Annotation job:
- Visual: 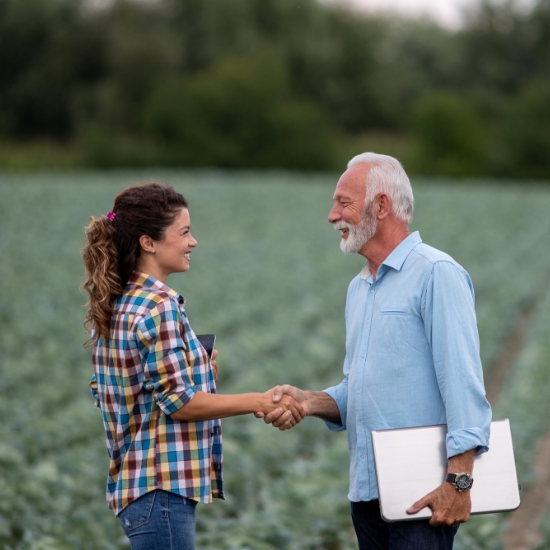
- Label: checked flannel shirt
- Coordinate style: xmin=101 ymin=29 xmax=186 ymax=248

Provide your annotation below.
xmin=90 ymin=271 xmax=224 ymax=516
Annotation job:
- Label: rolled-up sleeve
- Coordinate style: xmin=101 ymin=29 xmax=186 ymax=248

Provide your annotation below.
xmin=135 ymin=297 xmax=196 ymax=415
xmin=423 ymin=261 xmax=492 ymax=458
xmin=323 ymin=379 xmax=348 ymax=431
xmin=323 ymin=352 xmax=350 ymax=431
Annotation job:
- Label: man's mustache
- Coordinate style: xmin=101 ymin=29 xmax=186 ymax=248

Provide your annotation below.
xmin=333 ymin=222 xmax=352 ymax=231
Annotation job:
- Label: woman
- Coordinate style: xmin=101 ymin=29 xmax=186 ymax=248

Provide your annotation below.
xmin=82 ymin=183 xmax=303 ymax=549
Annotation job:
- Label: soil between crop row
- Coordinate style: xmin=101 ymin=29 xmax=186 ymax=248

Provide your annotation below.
xmin=485 ymin=293 xmax=550 ymax=550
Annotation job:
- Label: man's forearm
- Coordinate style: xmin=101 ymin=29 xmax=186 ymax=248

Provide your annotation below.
xmin=305 ymin=390 xmax=341 ymax=423
xmin=448 ymin=449 xmax=476 ymax=474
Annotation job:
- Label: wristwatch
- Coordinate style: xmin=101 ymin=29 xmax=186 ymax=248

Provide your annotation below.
xmin=446 ymin=472 xmax=474 ymax=492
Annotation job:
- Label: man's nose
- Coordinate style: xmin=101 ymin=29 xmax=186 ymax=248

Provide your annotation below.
xmin=328 ymin=204 xmax=340 ymax=224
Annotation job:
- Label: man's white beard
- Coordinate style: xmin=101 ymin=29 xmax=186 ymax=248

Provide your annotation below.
xmin=333 ymin=202 xmax=378 ymax=254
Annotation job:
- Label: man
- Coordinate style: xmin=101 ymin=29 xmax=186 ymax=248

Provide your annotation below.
xmin=259 ymin=153 xmax=492 ymax=550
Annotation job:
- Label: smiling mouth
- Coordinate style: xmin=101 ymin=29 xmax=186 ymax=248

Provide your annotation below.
xmin=184 ymin=253 xmax=191 ymax=260
xmin=333 ymin=223 xmax=350 ymax=238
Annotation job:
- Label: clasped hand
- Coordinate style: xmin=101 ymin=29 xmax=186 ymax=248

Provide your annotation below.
xmin=259 ymin=386 xmax=305 ymax=429
xmin=256 ymin=385 xmax=308 ymax=430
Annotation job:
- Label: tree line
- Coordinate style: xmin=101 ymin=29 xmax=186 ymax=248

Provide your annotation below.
xmin=1 ymin=0 xmax=549 ymax=177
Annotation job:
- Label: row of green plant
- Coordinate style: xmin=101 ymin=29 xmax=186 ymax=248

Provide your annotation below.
xmin=1 ymin=172 xmax=550 ymax=549
xmin=1 ymin=0 xmax=550 ymax=176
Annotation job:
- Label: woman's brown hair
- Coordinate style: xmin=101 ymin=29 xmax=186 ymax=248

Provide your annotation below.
xmin=82 ymin=182 xmax=188 ymax=345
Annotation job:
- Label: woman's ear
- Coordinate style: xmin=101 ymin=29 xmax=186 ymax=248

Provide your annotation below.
xmin=139 ymin=235 xmax=156 ymax=254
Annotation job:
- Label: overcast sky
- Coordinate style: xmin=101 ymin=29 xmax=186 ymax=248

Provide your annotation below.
xmin=87 ymin=0 xmax=540 ymax=29
xmin=325 ymin=0 xmax=538 ymax=28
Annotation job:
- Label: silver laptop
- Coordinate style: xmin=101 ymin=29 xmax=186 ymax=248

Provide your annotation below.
xmin=371 ymin=419 xmax=520 ymax=522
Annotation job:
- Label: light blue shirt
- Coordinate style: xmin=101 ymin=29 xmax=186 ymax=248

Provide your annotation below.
xmin=324 ymin=232 xmax=492 ymax=503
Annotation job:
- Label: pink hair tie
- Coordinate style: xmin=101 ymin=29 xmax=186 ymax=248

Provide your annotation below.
xmin=106 ymin=211 xmax=117 ymax=222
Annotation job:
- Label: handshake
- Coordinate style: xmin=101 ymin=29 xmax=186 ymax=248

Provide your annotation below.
xmin=256 ymin=385 xmax=311 ymax=431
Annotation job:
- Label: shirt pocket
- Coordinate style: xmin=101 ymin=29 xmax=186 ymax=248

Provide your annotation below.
xmin=379 ymin=307 xmax=409 ymax=316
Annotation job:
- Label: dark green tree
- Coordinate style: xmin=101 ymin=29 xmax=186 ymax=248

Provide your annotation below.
xmin=410 ymin=92 xmax=485 ymax=176
xmin=143 ymin=52 xmax=339 ymax=169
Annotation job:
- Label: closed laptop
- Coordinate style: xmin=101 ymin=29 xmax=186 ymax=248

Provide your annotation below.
xmin=371 ymin=419 xmax=521 ymax=522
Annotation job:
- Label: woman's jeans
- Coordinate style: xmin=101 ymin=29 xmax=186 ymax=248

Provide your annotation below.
xmin=351 ymin=500 xmax=459 ymax=550
xmin=118 ymin=490 xmax=197 ymax=550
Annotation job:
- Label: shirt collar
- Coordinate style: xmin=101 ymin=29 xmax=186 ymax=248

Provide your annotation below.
xmin=382 ymin=231 xmax=422 ymax=271
xmin=359 ymin=231 xmax=422 ymax=280
xmin=127 ymin=271 xmax=184 ymax=303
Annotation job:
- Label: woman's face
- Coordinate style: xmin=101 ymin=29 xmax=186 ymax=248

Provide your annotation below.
xmin=154 ymin=208 xmax=197 ymax=276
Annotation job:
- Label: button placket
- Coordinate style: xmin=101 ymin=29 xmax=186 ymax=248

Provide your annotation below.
xmin=358 ymin=281 xmax=375 ymax=491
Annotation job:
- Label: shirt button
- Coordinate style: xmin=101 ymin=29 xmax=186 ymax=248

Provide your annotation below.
xmin=361 ymin=454 xmax=365 ymax=459
xmin=356 ymin=389 xmax=359 ymax=394
xmin=145 ymin=383 xmax=154 ymax=391
xmin=371 ymin=289 xmax=375 ymax=294
xmin=361 ymin=353 xmax=365 ymax=358
xmin=178 ymin=296 xmax=184 ymax=304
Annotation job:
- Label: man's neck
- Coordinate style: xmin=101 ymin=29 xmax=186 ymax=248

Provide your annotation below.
xmin=361 ymin=224 xmax=410 ymax=280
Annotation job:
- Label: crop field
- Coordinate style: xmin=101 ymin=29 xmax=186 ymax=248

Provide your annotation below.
xmin=1 ymin=170 xmax=550 ymax=550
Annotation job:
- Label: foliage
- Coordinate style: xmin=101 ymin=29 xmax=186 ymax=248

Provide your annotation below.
xmin=410 ymin=92 xmax=485 ymax=176
xmin=142 ymin=53 xmax=339 ymax=170
xmin=491 ymin=80 xmax=550 ymax=179
xmin=1 ymin=0 xmax=550 ymax=176
xmin=0 ymin=0 xmax=106 ymax=139
xmin=1 ymin=171 xmax=550 ymax=548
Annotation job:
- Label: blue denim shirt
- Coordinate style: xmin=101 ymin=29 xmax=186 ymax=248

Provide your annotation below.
xmin=324 ymin=232 xmax=492 ymax=503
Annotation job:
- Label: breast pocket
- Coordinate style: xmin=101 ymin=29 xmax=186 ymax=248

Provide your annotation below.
xmin=379 ymin=307 xmax=409 ymax=316
xmin=371 ymin=305 xmax=427 ymax=367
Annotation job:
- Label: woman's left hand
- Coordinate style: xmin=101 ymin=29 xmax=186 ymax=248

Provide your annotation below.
xmin=211 ymin=349 xmax=219 ymax=382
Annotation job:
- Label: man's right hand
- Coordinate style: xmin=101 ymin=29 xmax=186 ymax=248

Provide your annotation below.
xmin=255 ymin=385 xmax=311 ymax=429
xmin=259 ymin=386 xmax=305 ymax=429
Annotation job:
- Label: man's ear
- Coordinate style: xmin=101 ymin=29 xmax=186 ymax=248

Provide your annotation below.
xmin=139 ymin=235 xmax=155 ymax=254
xmin=375 ymin=193 xmax=392 ymax=219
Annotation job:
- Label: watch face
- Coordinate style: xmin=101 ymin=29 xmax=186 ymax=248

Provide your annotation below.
xmin=456 ymin=474 xmax=473 ymax=491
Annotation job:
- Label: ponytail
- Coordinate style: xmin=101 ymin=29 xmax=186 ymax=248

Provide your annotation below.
xmin=81 ymin=182 xmax=188 ymax=346
xmin=82 ymin=216 xmax=123 ymax=345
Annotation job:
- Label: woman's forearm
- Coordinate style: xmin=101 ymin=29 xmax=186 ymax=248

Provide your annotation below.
xmin=170 ymin=391 xmax=269 ymax=421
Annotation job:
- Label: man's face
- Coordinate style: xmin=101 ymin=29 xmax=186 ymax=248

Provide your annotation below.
xmin=328 ymin=164 xmax=378 ymax=254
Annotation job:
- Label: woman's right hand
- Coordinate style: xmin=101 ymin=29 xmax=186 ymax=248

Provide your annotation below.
xmin=261 ymin=388 xmax=305 ymax=428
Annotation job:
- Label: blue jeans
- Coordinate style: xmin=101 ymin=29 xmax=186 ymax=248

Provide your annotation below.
xmin=351 ymin=500 xmax=459 ymax=550
xmin=118 ymin=490 xmax=197 ymax=550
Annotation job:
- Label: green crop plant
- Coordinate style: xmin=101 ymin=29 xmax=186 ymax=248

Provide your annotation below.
xmin=0 ymin=171 xmax=549 ymax=549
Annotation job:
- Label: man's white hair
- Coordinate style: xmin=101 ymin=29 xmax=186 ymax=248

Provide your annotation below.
xmin=347 ymin=152 xmax=414 ymax=224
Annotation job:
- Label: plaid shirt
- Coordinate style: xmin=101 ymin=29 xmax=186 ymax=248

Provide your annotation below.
xmin=90 ymin=271 xmax=224 ymax=516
